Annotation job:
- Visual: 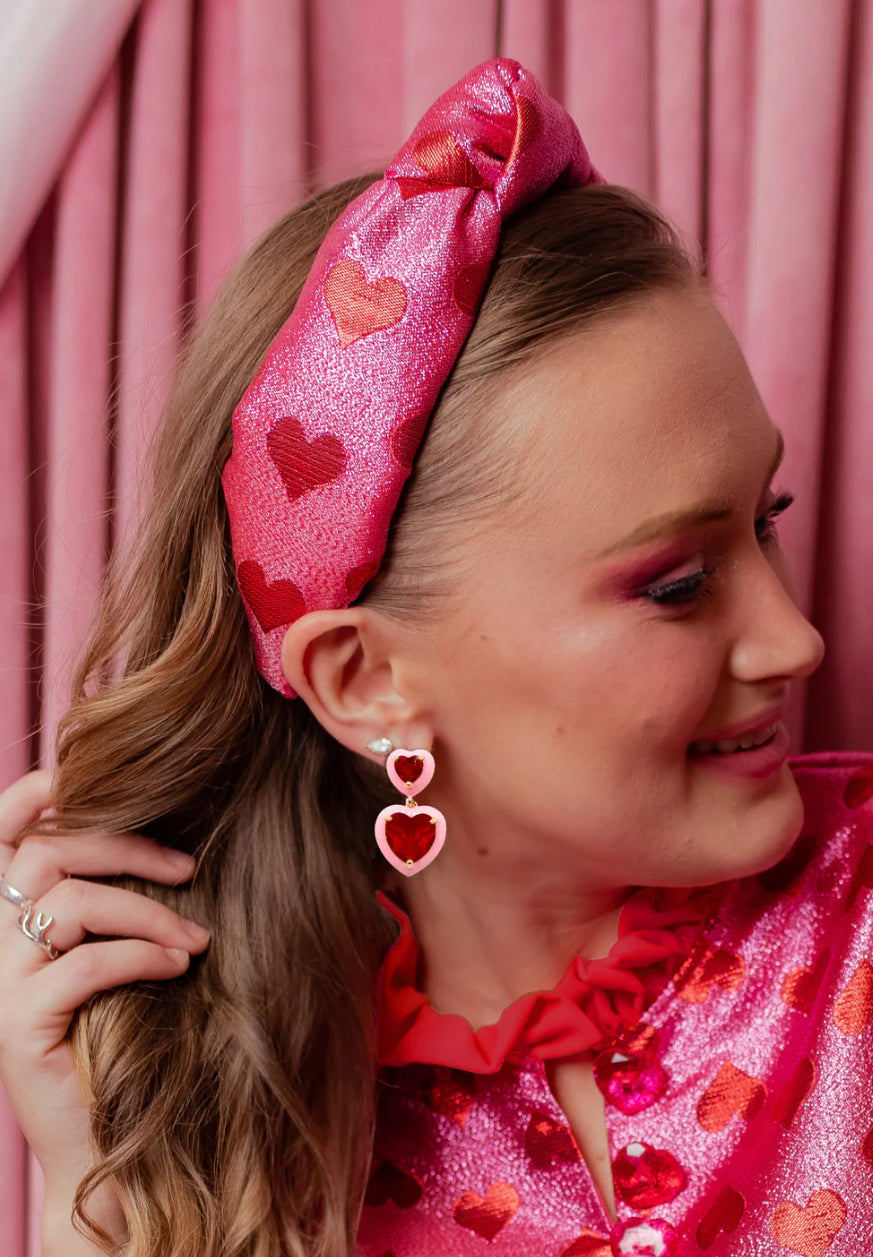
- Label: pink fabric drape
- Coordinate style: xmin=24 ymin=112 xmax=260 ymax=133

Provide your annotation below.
xmin=1 ymin=2 xmax=872 ymax=1252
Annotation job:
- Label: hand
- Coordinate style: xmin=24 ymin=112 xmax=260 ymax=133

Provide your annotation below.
xmin=0 ymin=769 xmax=210 ymax=1233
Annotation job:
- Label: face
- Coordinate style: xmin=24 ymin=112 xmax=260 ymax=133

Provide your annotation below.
xmin=399 ymin=284 xmax=825 ymax=891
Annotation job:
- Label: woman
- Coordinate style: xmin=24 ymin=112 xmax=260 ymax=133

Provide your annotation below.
xmin=1 ymin=58 xmax=870 ymax=1257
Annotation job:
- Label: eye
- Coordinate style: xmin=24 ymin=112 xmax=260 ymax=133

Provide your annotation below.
xmin=756 ymin=491 xmax=794 ymax=546
xmin=642 ymin=566 xmax=718 ymax=608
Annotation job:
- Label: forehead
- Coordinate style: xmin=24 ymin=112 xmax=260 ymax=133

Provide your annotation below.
xmin=499 ymin=286 xmax=777 ymax=546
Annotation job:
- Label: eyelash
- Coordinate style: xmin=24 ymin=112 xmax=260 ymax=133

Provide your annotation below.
xmin=643 ymin=492 xmax=796 ymax=609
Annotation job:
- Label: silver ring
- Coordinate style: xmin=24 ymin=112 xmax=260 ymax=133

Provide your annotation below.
xmin=0 ymin=875 xmax=32 ymax=911
xmin=17 ymin=903 xmax=61 ymax=960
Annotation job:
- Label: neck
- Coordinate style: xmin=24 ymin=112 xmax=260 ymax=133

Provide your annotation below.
xmin=394 ymin=844 xmax=634 ymax=1030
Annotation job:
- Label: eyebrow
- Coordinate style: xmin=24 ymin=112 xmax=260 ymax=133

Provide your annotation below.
xmin=596 ymin=429 xmax=786 ymax=558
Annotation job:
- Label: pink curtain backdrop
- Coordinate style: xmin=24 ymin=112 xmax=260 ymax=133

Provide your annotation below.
xmin=1 ymin=1 xmax=872 ymax=1250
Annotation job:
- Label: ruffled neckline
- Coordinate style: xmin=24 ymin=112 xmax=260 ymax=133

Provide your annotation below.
xmin=375 ymin=883 xmax=721 ymax=1074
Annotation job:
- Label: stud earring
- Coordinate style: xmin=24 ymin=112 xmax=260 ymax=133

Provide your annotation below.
xmin=374 ymin=748 xmax=446 ymax=877
xmin=367 ymin=737 xmax=394 ymax=756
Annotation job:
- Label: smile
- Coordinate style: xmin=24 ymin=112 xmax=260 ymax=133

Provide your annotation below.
xmin=688 ymin=722 xmax=780 ymax=756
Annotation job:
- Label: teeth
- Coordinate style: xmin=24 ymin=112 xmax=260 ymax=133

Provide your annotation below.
xmin=692 ymin=722 xmax=779 ymax=756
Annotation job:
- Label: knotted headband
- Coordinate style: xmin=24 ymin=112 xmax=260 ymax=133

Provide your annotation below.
xmin=221 ymin=58 xmax=603 ymax=697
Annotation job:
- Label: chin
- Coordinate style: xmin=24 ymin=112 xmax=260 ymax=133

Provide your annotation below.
xmin=726 ymin=770 xmax=807 ymax=883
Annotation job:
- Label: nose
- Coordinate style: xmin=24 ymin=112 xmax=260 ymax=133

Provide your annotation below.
xmin=728 ymin=550 xmax=825 ymax=684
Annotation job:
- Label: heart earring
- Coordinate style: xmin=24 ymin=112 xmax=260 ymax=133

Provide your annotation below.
xmin=374 ymin=748 xmax=446 ymax=876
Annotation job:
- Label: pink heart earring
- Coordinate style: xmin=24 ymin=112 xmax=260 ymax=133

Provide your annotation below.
xmin=374 ymin=748 xmax=447 ymax=876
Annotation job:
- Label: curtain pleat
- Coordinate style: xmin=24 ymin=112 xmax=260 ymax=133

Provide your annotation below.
xmin=2 ymin=3 xmax=873 ymax=1249
xmin=706 ymin=0 xmax=756 ymax=334
xmin=563 ymin=0 xmax=655 ymax=194
xmin=40 ymin=67 xmax=119 ymax=753
xmin=0 ymin=260 xmax=29 ymax=1256
xmin=310 ymin=0 xmax=405 ymax=185
xmin=239 ymin=0 xmax=308 ymax=248
xmin=806 ymin=0 xmax=873 ymax=752
xmin=653 ymin=0 xmax=708 ymax=248
xmin=115 ymin=0 xmax=193 ymax=540
xmin=500 ymin=0 xmax=563 ymax=93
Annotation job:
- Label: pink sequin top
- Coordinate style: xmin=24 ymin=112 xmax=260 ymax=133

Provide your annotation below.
xmin=356 ymin=751 xmax=873 ymax=1256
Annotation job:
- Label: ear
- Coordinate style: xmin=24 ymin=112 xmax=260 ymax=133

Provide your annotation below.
xmin=280 ymin=608 xmax=432 ymax=759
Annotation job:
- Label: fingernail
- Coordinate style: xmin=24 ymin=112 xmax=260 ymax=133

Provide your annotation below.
xmin=167 ymin=849 xmax=194 ymax=869
xmin=166 ymin=948 xmax=189 ymax=965
xmin=181 ymin=918 xmax=210 ymax=941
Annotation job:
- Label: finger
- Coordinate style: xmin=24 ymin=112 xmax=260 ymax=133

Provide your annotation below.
xmin=31 ymin=939 xmax=194 ymax=1017
xmin=29 ymin=880 xmax=210 ymax=955
xmin=0 ymin=770 xmax=54 ymax=858
xmin=6 ymin=831 xmax=195 ymax=903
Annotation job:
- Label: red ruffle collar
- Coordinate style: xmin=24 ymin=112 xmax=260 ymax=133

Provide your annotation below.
xmin=375 ymin=884 xmax=720 ymax=1073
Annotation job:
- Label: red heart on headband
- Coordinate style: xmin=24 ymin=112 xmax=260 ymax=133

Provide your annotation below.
xmin=397 ymin=131 xmax=491 ymax=199
xmin=325 ymin=258 xmax=407 ymax=348
xmin=389 ymin=412 xmax=429 ymax=470
xmin=453 ymin=261 xmax=492 ymax=317
xmin=237 ymin=561 xmax=305 ymax=632
xmin=345 ymin=562 xmax=380 ymax=602
xmin=507 ymin=95 xmax=541 ymax=165
xmin=267 ymin=415 xmax=346 ymax=501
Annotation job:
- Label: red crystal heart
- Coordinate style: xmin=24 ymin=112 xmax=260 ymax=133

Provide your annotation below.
xmin=324 ymin=258 xmax=407 ymax=348
xmin=612 ymin=1142 xmax=687 ymax=1211
xmin=393 ymin=755 xmax=424 ymax=785
xmin=266 ymin=414 xmax=346 ymax=501
xmin=384 ymin=811 xmax=436 ymax=863
xmin=237 ymin=560 xmax=305 ymax=632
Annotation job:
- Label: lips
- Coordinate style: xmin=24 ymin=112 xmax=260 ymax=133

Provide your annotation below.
xmin=689 ymin=722 xmax=780 ymax=756
xmin=688 ymin=707 xmax=783 ymax=757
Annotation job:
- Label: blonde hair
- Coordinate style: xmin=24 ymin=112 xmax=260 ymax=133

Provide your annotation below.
xmin=42 ymin=174 xmax=697 ymax=1255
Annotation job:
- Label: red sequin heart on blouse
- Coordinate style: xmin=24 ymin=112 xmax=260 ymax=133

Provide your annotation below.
xmin=453 ymin=1182 xmax=519 ymax=1242
xmin=769 ymin=1190 xmax=847 ymax=1257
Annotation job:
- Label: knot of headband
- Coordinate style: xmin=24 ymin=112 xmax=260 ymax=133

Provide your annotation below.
xmin=221 ymin=58 xmax=603 ymax=697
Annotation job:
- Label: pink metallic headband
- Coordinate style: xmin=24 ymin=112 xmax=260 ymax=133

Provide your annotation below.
xmin=221 ymin=58 xmax=603 ymax=697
